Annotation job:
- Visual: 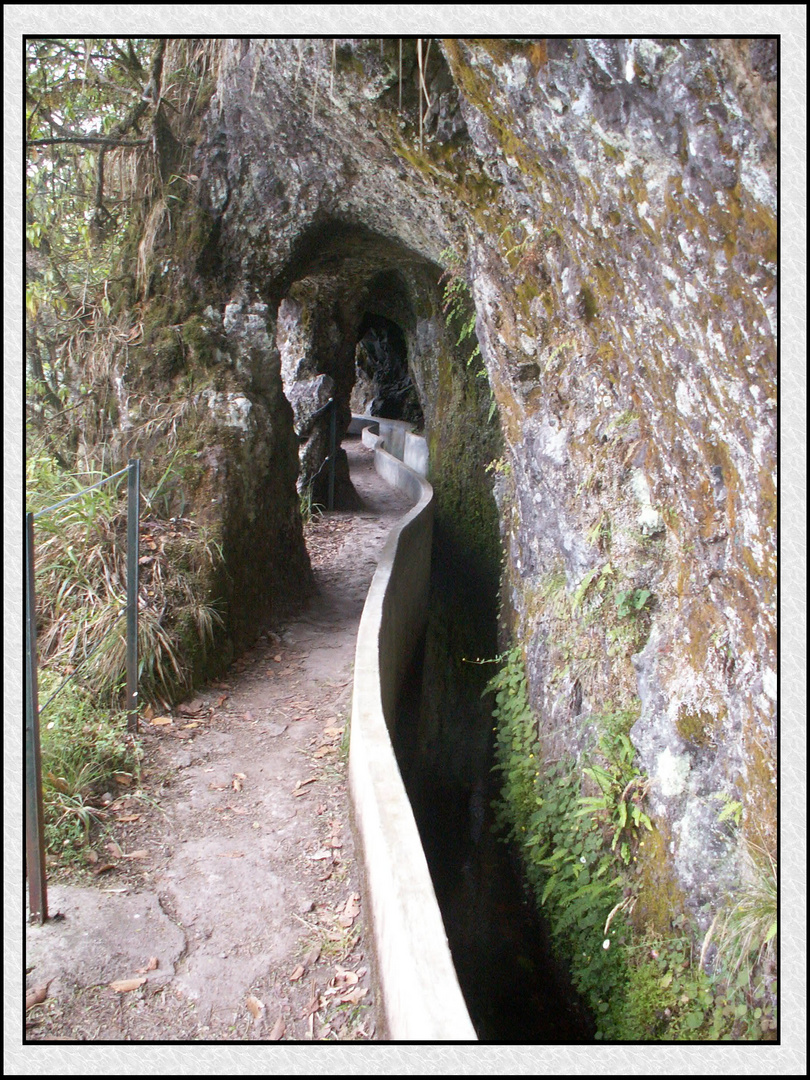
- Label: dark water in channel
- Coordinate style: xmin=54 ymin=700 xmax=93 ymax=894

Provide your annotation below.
xmin=392 ymin=550 xmax=594 ymax=1043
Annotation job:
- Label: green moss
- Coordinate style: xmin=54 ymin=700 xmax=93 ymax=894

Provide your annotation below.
xmin=676 ymin=706 xmax=719 ymax=749
xmin=180 ymin=315 xmax=221 ymax=367
xmin=151 ymin=326 xmax=185 ymax=378
xmin=579 ymin=285 xmax=598 ymax=323
xmin=634 ymin=823 xmax=687 ymax=934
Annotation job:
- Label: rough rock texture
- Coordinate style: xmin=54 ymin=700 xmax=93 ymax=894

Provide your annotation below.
xmin=137 ymin=37 xmax=775 ymax=933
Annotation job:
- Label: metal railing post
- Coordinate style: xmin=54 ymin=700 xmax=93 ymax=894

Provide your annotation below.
xmin=126 ymin=459 xmax=140 ymax=733
xmin=24 ymin=512 xmax=47 ymax=924
xmin=328 ymin=399 xmax=336 ymax=512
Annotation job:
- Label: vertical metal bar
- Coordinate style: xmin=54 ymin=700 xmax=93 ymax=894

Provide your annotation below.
xmin=24 ymin=512 xmax=47 ymax=924
xmin=126 ymin=460 xmax=140 ymax=733
xmin=328 ymin=399 xmax=336 ymax=512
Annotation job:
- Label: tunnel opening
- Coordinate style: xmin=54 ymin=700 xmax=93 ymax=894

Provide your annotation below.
xmin=351 ymin=312 xmax=423 ymax=427
xmin=273 ymin=223 xmax=430 ymax=508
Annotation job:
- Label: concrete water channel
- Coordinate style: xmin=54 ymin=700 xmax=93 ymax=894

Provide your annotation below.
xmin=350 ymin=421 xmax=591 ymax=1042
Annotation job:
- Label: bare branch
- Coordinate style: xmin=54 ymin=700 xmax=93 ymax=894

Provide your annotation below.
xmin=28 ymin=135 xmax=150 ymax=148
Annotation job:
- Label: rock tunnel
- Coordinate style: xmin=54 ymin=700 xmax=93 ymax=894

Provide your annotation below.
xmin=104 ymin=35 xmax=777 ymax=1042
xmin=259 ymin=218 xmax=588 ymax=1038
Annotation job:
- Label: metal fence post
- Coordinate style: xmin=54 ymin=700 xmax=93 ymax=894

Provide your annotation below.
xmin=126 ymin=460 xmax=140 ymax=733
xmin=24 ymin=512 xmax=48 ymax=924
xmin=328 ymin=399 xmax=336 ymax=512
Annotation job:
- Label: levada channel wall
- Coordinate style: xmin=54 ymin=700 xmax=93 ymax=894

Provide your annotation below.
xmin=348 ymin=421 xmax=476 ymax=1040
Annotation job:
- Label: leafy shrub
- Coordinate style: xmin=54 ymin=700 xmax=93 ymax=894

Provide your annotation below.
xmin=39 ymin=674 xmax=142 ymax=855
xmin=27 ymin=446 xmax=224 ymax=707
xmin=486 ymin=646 xmax=777 ymax=1040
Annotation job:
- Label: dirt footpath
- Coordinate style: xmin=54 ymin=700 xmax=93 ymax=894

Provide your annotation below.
xmin=25 ymin=437 xmax=413 ymax=1042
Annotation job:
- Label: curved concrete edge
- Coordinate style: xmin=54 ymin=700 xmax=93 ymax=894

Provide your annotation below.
xmin=361 ymin=423 xmax=381 ymax=451
xmin=349 ymin=442 xmax=477 ymax=1041
xmin=353 ymin=416 xmax=428 ymax=478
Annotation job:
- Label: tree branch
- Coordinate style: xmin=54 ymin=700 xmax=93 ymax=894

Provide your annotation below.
xmin=28 ymin=135 xmax=150 ymax=148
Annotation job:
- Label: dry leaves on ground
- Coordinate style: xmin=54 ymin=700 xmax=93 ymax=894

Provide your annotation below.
xmin=110 ymin=977 xmax=147 ymax=993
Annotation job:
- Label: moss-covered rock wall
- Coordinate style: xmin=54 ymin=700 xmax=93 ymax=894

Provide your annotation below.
xmin=128 ymin=36 xmax=775 ymax=952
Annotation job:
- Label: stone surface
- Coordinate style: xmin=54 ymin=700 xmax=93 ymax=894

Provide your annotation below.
xmin=130 ymin=36 xmax=775 ymax=930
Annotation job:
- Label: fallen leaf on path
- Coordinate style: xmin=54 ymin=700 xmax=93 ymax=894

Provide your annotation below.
xmin=323 ymin=726 xmax=344 ymax=739
xmin=150 ymin=716 xmax=173 ymax=726
xmin=268 ymin=1016 xmax=286 ymax=1040
xmin=289 ymin=965 xmax=305 ymax=982
xmin=330 ymin=838 xmax=343 ymax=849
xmin=293 ymin=777 xmax=317 ymax=793
xmin=85 ymin=849 xmax=99 ymax=863
xmin=313 ymin=745 xmax=334 ymax=758
xmin=331 ymin=968 xmax=359 ymax=989
xmin=112 ymin=773 xmax=132 ymax=786
xmin=182 ymin=722 xmax=200 ymax=729
xmin=26 ymin=981 xmax=53 ymax=1010
xmin=273 ymin=654 xmax=282 ymax=663
xmin=93 ymin=862 xmax=117 ymax=875
xmin=116 ymin=814 xmax=141 ymax=822
xmin=339 ymin=894 xmax=360 ymax=927
xmin=339 ymin=986 xmax=368 ymax=1005
xmin=121 ymin=850 xmax=149 ymax=860
xmin=303 ymin=944 xmax=321 ymax=967
xmin=105 ymin=841 xmax=123 ymax=858
xmin=308 ymin=849 xmax=332 ymax=861
xmin=246 ymin=995 xmax=265 ymax=1019
xmin=110 ymin=977 xmax=147 ymax=993
xmin=136 ymin=957 xmax=159 ymax=974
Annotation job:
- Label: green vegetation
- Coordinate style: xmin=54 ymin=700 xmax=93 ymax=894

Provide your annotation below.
xmin=25 ymin=38 xmax=215 ymax=468
xmin=615 ymin=587 xmax=652 ymax=619
xmin=487 ymin=646 xmax=777 ymax=1040
xmin=299 ymin=485 xmax=325 ymax=525
xmin=39 ymin=675 xmax=143 ymax=858
xmin=28 ymin=443 xmax=225 ymax=709
xmin=439 ymin=246 xmax=482 ymax=368
xmin=438 ymin=246 xmax=500 ymax=423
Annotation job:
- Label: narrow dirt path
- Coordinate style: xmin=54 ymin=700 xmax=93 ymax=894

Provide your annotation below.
xmin=25 ymin=436 xmax=413 ymax=1042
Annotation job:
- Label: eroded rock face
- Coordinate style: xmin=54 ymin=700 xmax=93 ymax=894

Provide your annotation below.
xmin=148 ymin=37 xmax=775 ymax=928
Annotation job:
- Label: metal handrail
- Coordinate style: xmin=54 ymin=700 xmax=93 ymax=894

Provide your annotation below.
xmin=37 ymin=611 xmax=127 ymax=717
xmin=31 ymin=465 xmax=129 ymax=519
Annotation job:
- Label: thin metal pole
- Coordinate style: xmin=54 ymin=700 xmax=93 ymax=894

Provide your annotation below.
xmin=327 ymin=400 xmax=336 ymax=512
xmin=24 ymin=512 xmax=47 ymax=924
xmin=126 ymin=460 xmax=140 ymax=733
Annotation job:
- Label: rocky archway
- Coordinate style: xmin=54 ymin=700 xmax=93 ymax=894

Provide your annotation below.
xmin=272 ymin=223 xmax=436 ymax=505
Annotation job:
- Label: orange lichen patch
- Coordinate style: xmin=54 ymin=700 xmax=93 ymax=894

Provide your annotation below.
xmin=527 ymin=40 xmax=548 ymax=71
